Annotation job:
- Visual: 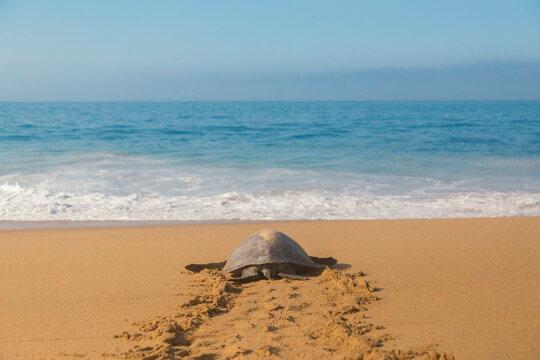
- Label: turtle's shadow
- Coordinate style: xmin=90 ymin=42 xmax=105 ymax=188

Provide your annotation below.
xmin=184 ymin=261 xmax=226 ymax=273
xmin=332 ymin=263 xmax=351 ymax=271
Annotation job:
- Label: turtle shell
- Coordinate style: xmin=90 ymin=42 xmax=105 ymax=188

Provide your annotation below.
xmin=223 ymin=229 xmax=316 ymax=273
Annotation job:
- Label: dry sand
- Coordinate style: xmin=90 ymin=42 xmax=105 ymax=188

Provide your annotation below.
xmin=0 ymin=218 xmax=538 ymax=359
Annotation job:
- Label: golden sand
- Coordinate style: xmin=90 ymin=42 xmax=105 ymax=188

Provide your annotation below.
xmin=115 ymin=268 xmax=451 ymax=359
xmin=0 ymin=218 xmax=539 ymax=359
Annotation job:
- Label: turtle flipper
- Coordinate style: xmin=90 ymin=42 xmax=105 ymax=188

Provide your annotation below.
xmin=241 ymin=266 xmax=260 ymax=279
xmin=227 ymin=265 xmax=263 ymax=282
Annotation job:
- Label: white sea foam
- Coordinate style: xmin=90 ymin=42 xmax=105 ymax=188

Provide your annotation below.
xmin=1 ymin=183 xmax=539 ymax=221
xmin=1 ymin=155 xmax=539 ymax=221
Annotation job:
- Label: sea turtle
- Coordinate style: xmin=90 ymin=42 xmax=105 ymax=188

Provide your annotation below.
xmin=184 ymin=228 xmax=337 ymax=281
xmin=223 ymin=228 xmax=317 ymax=280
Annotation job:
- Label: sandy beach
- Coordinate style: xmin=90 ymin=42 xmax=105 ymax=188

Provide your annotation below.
xmin=2 ymin=1 xmax=539 ymax=359
xmin=1 ymin=217 xmax=539 ymax=359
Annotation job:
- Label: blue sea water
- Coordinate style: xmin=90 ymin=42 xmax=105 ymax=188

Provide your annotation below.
xmin=0 ymin=101 xmax=539 ymax=221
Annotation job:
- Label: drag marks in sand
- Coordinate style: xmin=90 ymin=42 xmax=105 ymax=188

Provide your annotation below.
xmin=113 ymin=269 xmax=453 ymax=359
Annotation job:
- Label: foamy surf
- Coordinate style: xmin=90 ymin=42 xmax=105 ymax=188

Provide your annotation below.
xmin=1 ymin=169 xmax=539 ymax=221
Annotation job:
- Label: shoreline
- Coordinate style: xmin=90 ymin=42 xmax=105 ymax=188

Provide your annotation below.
xmin=1 ymin=215 xmax=538 ymax=231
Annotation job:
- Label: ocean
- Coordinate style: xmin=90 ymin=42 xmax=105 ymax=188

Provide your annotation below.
xmin=1 ymin=101 xmax=539 ymax=222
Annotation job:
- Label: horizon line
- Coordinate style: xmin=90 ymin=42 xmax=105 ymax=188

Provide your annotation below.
xmin=2 ymin=99 xmax=540 ymax=103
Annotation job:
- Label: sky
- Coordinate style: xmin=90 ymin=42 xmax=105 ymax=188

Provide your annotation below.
xmin=1 ymin=0 xmax=540 ymax=101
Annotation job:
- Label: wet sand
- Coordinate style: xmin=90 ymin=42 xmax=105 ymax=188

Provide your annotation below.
xmin=1 ymin=218 xmax=539 ymax=359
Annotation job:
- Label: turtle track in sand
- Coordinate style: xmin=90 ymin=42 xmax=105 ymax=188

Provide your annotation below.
xmin=113 ymin=269 xmax=454 ymax=360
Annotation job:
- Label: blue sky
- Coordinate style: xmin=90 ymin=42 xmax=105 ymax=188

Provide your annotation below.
xmin=1 ymin=0 xmax=539 ymax=100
